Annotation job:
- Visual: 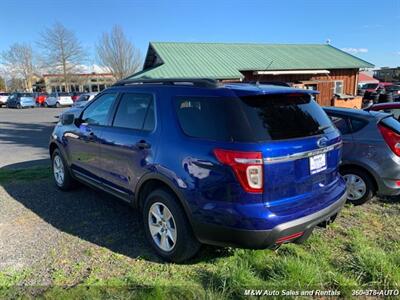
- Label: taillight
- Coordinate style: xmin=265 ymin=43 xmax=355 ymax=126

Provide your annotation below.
xmin=214 ymin=149 xmax=263 ymax=193
xmin=378 ymin=124 xmax=400 ymax=156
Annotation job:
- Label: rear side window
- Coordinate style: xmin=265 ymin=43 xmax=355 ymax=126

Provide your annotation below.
xmin=350 ymin=118 xmax=368 ymax=133
xmin=174 ymin=94 xmax=332 ymax=142
xmin=113 ymin=93 xmax=155 ymax=131
xmin=330 ymin=115 xmax=351 ymax=135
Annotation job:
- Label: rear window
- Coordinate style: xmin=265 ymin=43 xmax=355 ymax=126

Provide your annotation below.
xmin=380 ymin=116 xmax=400 ymax=134
xmin=386 ymin=85 xmax=400 ymax=91
xmin=363 ymin=84 xmax=378 ymax=89
xmin=174 ymin=94 xmax=333 ymax=142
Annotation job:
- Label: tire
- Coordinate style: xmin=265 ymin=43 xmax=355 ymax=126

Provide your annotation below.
xmin=56 ymin=102 xmax=61 ymax=108
xmin=143 ymin=189 xmax=201 ymax=262
xmin=17 ymin=103 xmax=21 ymax=109
xmin=51 ymin=149 xmax=76 ymax=191
xmin=341 ymin=168 xmax=375 ymax=205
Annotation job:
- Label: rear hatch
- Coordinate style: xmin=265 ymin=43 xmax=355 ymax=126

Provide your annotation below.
xmin=175 ymin=91 xmax=342 ymax=209
xmin=235 ymin=93 xmax=342 ymax=205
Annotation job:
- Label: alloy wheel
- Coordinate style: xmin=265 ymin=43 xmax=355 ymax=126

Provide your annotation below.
xmin=148 ymin=202 xmax=177 ymax=252
xmin=53 ymin=155 xmax=65 ymax=186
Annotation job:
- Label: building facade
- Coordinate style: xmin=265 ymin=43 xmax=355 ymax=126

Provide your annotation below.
xmin=37 ymin=73 xmax=116 ymax=93
xmin=130 ymin=42 xmax=374 ymax=106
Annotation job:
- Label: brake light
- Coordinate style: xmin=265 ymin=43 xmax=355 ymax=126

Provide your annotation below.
xmin=378 ymin=124 xmax=400 ymax=156
xmin=214 ymin=149 xmax=263 ymax=193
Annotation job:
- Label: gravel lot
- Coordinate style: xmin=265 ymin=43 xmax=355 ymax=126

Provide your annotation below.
xmin=0 ymin=107 xmax=65 ymax=168
xmin=0 ymin=178 xmax=155 ymax=282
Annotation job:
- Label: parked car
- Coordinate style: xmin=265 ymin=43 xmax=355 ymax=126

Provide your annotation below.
xmin=50 ymin=79 xmax=346 ymax=262
xmin=6 ymin=93 xmax=36 ymax=109
xmin=0 ymin=92 xmax=10 ymax=107
xmin=72 ymin=92 xmax=98 ymax=108
xmin=324 ymin=107 xmax=400 ymax=205
xmin=45 ymin=92 xmax=73 ymax=107
xmin=71 ymin=92 xmax=84 ymax=102
xmin=384 ymin=85 xmax=400 ymax=102
xmin=362 ymin=82 xmax=393 ymax=107
xmin=35 ymin=93 xmax=48 ymax=106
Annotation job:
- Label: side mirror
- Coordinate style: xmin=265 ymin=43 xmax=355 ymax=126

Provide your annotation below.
xmin=61 ymin=113 xmax=75 ymax=125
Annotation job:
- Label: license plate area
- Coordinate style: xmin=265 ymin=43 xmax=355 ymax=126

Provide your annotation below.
xmin=309 ymin=153 xmax=327 ymax=174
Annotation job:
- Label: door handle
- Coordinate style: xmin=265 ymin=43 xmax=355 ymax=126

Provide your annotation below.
xmin=136 ymin=140 xmax=151 ymax=149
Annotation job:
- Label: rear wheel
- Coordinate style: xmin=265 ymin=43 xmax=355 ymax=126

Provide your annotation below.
xmin=341 ymin=168 xmax=375 ymax=205
xmin=56 ymin=102 xmax=61 ymax=108
xmin=143 ymin=189 xmax=201 ymax=262
xmin=51 ymin=149 xmax=76 ymax=190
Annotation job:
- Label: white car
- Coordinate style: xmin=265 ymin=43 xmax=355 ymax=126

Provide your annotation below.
xmin=0 ymin=93 xmax=10 ymax=107
xmin=45 ymin=92 xmax=73 ymax=107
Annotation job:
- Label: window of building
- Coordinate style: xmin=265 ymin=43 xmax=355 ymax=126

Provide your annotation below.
xmin=334 ymin=81 xmax=344 ymax=95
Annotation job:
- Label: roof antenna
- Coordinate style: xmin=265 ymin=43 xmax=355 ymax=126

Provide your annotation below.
xmin=256 ymin=60 xmax=274 ymax=85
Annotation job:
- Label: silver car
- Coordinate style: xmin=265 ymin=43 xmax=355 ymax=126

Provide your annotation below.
xmin=324 ymin=107 xmax=400 ymax=205
xmin=72 ymin=92 xmax=98 ymax=108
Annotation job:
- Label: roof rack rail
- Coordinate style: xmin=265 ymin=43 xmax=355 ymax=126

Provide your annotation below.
xmin=113 ymin=78 xmax=219 ymax=88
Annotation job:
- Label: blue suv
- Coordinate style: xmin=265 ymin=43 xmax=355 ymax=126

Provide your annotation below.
xmin=49 ymin=79 xmax=347 ymax=262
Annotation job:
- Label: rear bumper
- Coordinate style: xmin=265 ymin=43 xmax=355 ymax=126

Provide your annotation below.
xmin=193 ymin=191 xmax=347 ymax=249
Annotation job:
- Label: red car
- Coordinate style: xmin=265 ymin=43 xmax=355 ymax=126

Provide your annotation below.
xmin=366 ymin=102 xmax=400 ymax=121
xmin=35 ymin=93 xmax=48 ymax=106
xmin=71 ymin=92 xmax=84 ymax=102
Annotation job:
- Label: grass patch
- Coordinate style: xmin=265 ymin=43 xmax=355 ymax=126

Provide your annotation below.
xmin=0 ymin=166 xmax=51 ymax=184
xmin=0 ymin=168 xmax=399 ymax=299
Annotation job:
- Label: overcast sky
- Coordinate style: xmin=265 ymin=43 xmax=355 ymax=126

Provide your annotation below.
xmin=0 ymin=0 xmax=399 ymax=68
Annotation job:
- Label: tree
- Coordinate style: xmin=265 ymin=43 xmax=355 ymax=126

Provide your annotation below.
xmin=0 ymin=76 xmax=5 ymax=91
xmin=1 ymin=43 xmax=36 ymax=91
xmin=96 ymin=25 xmax=141 ymax=80
xmin=38 ymin=22 xmax=87 ymax=92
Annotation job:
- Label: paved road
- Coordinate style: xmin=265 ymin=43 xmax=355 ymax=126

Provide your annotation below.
xmin=0 ymin=107 xmax=67 ymax=168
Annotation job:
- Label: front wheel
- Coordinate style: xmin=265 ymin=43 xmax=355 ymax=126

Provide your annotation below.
xmin=143 ymin=189 xmax=201 ymax=262
xmin=51 ymin=149 xmax=76 ymax=190
xmin=341 ymin=168 xmax=375 ymax=205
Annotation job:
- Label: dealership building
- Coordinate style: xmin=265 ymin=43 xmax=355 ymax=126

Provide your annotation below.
xmin=130 ymin=42 xmax=374 ymax=106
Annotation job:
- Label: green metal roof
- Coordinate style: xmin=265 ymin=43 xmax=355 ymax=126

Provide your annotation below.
xmin=130 ymin=42 xmax=374 ymax=80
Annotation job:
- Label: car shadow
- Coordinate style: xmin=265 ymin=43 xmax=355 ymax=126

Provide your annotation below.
xmin=0 ymin=121 xmax=56 ymax=151
xmin=0 ymin=161 xmax=231 ymax=264
xmin=2 ymin=177 xmax=161 ymax=262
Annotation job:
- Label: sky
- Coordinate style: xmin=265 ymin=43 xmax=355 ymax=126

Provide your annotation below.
xmin=0 ymin=0 xmax=399 ymax=68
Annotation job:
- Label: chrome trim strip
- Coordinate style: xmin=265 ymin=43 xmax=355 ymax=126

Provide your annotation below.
xmin=263 ymin=141 xmax=342 ymax=164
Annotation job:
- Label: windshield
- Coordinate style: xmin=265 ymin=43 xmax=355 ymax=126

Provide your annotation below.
xmin=174 ymin=93 xmax=333 ymax=142
xmin=386 ymin=85 xmax=400 ymax=91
